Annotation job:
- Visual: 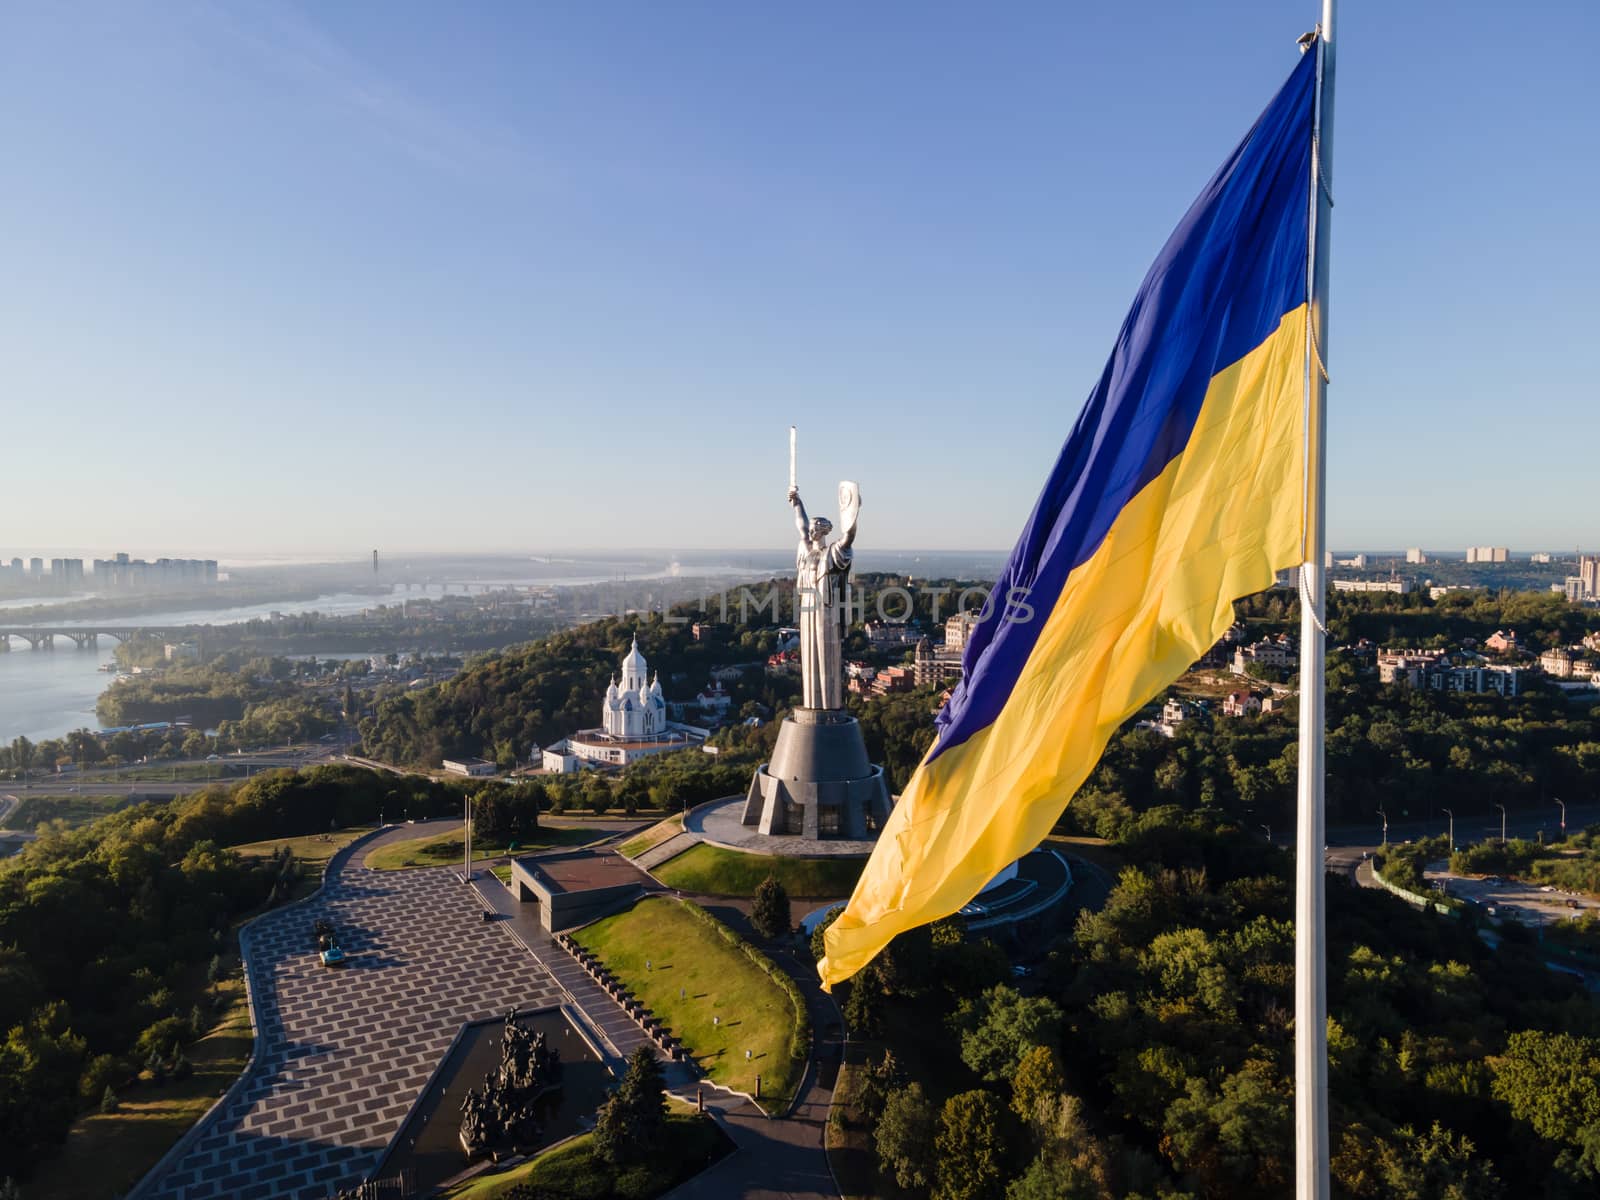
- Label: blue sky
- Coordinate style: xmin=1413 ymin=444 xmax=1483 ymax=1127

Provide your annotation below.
xmin=2 ymin=1 xmax=1595 ymax=558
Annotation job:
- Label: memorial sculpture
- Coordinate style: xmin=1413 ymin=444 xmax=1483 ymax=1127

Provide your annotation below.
xmin=743 ymin=428 xmax=892 ymax=839
xmin=458 ymin=1008 xmax=564 ymax=1157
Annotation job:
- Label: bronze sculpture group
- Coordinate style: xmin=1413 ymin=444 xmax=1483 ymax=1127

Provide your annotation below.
xmin=458 ymin=1008 xmax=564 ymax=1158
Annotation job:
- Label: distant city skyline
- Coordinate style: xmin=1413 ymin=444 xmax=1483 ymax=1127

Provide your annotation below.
xmin=3 ymin=3 xmax=1595 ymax=554
xmin=1 ymin=544 xmax=1597 ymax=570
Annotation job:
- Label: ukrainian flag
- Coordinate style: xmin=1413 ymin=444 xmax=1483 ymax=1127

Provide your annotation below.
xmin=821 ymin=48 xmax=1317 ymax=988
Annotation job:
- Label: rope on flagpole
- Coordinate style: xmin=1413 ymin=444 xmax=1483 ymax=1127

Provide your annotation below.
xmin=1313 ymin=132 xmax=1335 ymax=209
xmin=1308 ymin=312 xmax=1331 ymax=384
xmin=1300 ymin=568 xmax=1330 ymax=636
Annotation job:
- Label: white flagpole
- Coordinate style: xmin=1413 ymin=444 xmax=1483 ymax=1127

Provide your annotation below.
xmin=1296 ymin=3 xmax=1335 ymax=1199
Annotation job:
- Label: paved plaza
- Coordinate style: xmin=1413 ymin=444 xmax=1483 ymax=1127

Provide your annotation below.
xmin=137 ymin=842 xmax=568 ymax=1200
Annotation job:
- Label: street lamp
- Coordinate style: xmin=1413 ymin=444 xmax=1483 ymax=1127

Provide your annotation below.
xmin=1495 ymin=803 xmax=1507 ymax=845
xmin=1377 ymin=806 xmax=1388 ymax=848
xmin=1442 ymin=807 xmax=1454 ymax=853
xmin=1556 ymin=798 xmax=1566 ymax=839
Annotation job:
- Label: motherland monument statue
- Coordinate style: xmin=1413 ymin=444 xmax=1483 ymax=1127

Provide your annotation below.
xmin=742 ymin=427 xmax=891 ymax=840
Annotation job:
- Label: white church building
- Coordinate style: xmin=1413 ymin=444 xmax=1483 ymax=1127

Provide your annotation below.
xmin=542 ymin=637 xmax=705 ymax=771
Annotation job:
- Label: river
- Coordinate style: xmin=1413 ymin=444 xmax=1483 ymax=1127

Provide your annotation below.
xmin=0 ymin=567 xmax=768 ymax=745
xmin=0 ymin=592 xmax=395 ymax=745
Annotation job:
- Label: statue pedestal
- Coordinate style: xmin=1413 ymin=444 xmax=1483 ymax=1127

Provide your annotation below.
xmin=743 ymin=708 xmax=892 ymax=840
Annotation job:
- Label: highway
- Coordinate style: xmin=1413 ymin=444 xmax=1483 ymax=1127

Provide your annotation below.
xmin=0 ymin=746 xmax=346 ymax=812
xmin=1321 ymin=802 xmax=1600 ymax=880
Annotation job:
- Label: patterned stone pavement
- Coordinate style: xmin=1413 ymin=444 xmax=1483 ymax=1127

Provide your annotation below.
xmin=138 ymin=851 xmax=567 ymax=1200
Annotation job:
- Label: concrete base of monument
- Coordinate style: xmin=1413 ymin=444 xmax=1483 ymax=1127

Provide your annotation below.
xmin=690 ymin=795 xmax=881 ymax=858
xmin=739 ymin=707 xmax=893 ymax=843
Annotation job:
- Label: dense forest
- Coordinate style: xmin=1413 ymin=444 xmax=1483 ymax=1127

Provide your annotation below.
xmin=831 ymin=806 xmax=1600 ymax=1199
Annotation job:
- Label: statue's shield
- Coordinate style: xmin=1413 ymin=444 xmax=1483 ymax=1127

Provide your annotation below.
xmin=837 ymin=480 xmax=861 ymax=537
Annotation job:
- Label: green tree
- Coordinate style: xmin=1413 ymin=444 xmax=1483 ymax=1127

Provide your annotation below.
xmin=100 ymin=1083 xmax=119 ymax=1113
xmin=0 ymin=1004 xmax=86 ymax=1176
xmin=1333 ymin=1121 xmax=1502 ymax=1200
xmin=1011 ymin=1043 xmax=1066 ymax=1125
xmin=134 ymin=1016 xmax=191 ymax=1065
xmin=582 ymin=774 xmax=612 ymax=817
xmin=1490 ymin=1030 xmax=1600 ymax=1147
xmin=594 ymin=1046 xmax=667 ymax=1165
xmin=856 ymin=1049 xmax=904 ymax=1127
xmin=78 ymin=1053 xmax=126 ymax=1104
xmin=616 ymin=774 xmax=651 ymax=817
xmin=876 ymin=1082 xmax=937 ymax=1191
xmin=810 ymin=905 xmax=843 ymax=963
xmin=1160 ymin=1061 xmax=1291 ymax=1197
xmin=1006 ymin=1094 xmax=1113 ymax=1200
xmin=957 ymin=985 xmax=1065 ymax=1082
xmin=844 ymin=971 xmax=883 ymax=1037
xmin=751 ymin=875 xmax=791 ymax=939
xmin=10 ymin=735 xmax=35 ymax=777
xmin=935 ymin=1089 xmax=1014 ymax=1200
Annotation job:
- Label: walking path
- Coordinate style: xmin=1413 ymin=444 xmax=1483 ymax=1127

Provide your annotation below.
xmin=633 ymin=829 xmax=701 ymax=870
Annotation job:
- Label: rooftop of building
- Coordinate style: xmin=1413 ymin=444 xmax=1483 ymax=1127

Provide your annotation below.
xmin=512 ymin=849 xmax=646 ymax=896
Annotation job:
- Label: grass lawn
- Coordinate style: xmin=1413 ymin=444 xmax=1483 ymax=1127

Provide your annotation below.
xmin=229 ymin=826 xmax=372 ymax=868
xmin=364 ymin=824 xmax=598 ymax=870
xmin=573 ymin=897 xmax=802 ymax=1104
xmin=227 ymin=826 xmax=374 ymax=902
xmin=23 ymin=968 xmax=254 ymax=1200
xmin=619 ymin=814 xmax=683 ymax=860
xmin=654 ymin=842 xmax=864 ymax=898
xmin=490 ymin=864 xmax=512 ymax=884
xmin=95 ymin=762 xmax=252 ymax=783
xmin=2 ymin=793 xmax=135 ymax=831
xmin=443 ymin=1111 xmax=729 ymax=1199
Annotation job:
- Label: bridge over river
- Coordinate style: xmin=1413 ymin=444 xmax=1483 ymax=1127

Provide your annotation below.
xmin=0 ymin=628 xmax=181 ymax=650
